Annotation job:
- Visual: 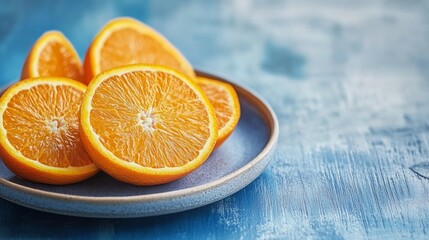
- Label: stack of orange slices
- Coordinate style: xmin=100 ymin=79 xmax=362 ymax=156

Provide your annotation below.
xmin=0 ymin=17 xmax=240 ymax=186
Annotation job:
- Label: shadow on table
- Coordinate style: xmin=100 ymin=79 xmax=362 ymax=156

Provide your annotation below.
xmin=0 ymin=196 xmax=222 ymax=238
xmin=0 ymin=172 xmax=273 ymax=239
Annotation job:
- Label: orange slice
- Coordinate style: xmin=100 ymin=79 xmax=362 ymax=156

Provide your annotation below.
xmin=21 ymin=31 xmax=84 ymax=81
xmin=0 ymin=77 xmax=98 ymax=185
xmin=198 ymin=77 xmax=241 ymax=148
xmin=83 ymin=17 xmax=195 ymax=85
xmin=80 ymin=65 xmax=217 ymax=185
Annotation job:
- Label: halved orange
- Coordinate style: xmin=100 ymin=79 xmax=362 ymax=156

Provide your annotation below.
xmin=83 ymin=17 xmax=195 ymax=85
xmin=21 ymin=31 xmax=84 ymax=81
xmin=80 ymin=65 xmax=217 ymax=185
xmin=0 ymin=77 xmax=99 ymax=185
xmin=198 ymin=77 xmax=241 ymax=148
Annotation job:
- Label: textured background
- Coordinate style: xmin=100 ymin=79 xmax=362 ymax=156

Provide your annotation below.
xmin=1 ymin=0 xmax=429 ymax=239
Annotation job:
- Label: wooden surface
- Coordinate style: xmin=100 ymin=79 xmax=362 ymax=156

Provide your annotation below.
xmin=1 ymin=0 xmax=429 ymax=239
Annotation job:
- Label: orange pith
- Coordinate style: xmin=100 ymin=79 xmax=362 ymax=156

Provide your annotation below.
xmin=83 ymin=17 xmax=195 ymax=84
xmin=80 ymin=65 xmax=217 ymax=185
xmin=198 ymin=77 xmax=241 ymax=148
xmin=21 ymin=31 xmax=84 ymax=81
xmin=0 ymin=78 xmax=98 ymax=185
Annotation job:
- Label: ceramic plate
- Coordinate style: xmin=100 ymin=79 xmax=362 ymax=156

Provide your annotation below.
xmin=0 ymin=71 xmax=279 ymax=218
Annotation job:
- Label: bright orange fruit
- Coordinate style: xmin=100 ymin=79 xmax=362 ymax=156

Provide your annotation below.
xmin=83 ymin=17 xmax=195 ymax=84
xmin=0 ymin=77 xmax=98 ymax=185
xmin=80 ymin=65 xmax=217 ymax=186
xmin=21 ymin=31 xmax=84 ymax=81
xmin=198 ymin=77 xmax=241 ymax=148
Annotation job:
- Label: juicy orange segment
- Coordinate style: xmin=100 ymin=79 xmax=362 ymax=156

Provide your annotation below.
xmin=80 ymin=65 xmax=217 ymax=185
xmin=83 ymin=17 xmax=195 ymax=84
xmin=0 ymin=78 xmax=98 ymax=185
xmin=198 ymin=77 xmax=241 ymax=148
xmin=21 ymin=31 xmax=84 ymax=81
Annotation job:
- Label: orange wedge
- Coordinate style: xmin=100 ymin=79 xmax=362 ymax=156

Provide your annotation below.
xmin=198 ymin=77 xmax=241 ymax=148
xmin=21 ymin=31 xmax=84 ymax=81
xmin=80 ymin=65 xmax=217 ymax=185
xmin=0 ymin=78 xmax=98 ymax=185
xmin=83 ymin=17 xmax=195 ymax=84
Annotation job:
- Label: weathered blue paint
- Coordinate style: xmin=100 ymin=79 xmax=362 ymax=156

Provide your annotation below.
xmin=1 ymin=0 xmax=429 ymax=238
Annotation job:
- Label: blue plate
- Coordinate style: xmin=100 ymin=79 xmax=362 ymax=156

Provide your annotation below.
xmin=0 ymin=72 xmax=279 ymax=218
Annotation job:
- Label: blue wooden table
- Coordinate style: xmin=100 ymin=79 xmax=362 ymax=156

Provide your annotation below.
xmin=1 ymin=0 xmax=429 ymax=239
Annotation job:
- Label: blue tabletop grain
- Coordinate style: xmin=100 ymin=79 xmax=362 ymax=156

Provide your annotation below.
xmin=1 ymin=0 xmax=429 ymax=239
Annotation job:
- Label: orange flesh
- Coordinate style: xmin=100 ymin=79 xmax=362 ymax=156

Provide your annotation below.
xmin=199 ymin=83 xmax=234 ymax=131
xmin=89 ymin=71 xmax=210 ymax=168
xmin=38 ymin=41 xmax=83 ymax=80
xmin=100 ymin=28 xmax=184 ymax=75
xmin=3 ymin=84 xmax=91 ymax=167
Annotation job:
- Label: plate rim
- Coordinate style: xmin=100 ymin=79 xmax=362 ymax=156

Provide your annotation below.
xmin=0 ymin=71 xmax=279 ymax=207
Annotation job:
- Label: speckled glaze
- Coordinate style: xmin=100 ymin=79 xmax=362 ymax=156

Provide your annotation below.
xmin=0 ymin=71 xmax=279 ymax=218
